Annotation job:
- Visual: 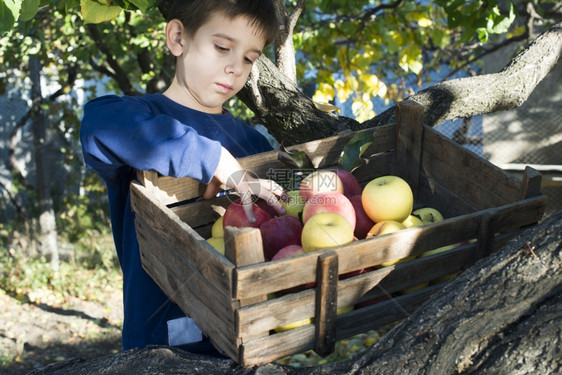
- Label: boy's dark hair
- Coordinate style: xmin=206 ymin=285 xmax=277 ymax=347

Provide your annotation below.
xmin=158 ymin=0 xmax=279 ymax=46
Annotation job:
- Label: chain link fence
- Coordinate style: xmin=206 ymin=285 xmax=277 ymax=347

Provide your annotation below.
xmin=434 ymin=60 xmax=562 ymax=220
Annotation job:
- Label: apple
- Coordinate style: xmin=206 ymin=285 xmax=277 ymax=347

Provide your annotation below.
xmin=361 ymin=175 xmax=414 ymax=223
xmin=349 ymin=195 xmax=375 ymax=239
xmin=259 ymin=215 xmax=303 ymax=261
xmin=301 ymin=213 xmax=354 ymax=253
xmin=206 ymin=237 xmax=225 ymax=255
xmin=274 ymin=317 xmax=313 ymax=333
xmin=302 ymin=191 xmax=356 ymax=230
xmin=365 ymin=221 xmax=413 ymax=266
xmin=299 ymin=170 xmax=343 ymax=202
xmin=412 ymin=207 xmax=444 ymax=224
xmin=271 ymin=244 xmax=305 ymax=261
xmin=280 ymin=190 xmax=305 ymax=220
xmin=223 ymin=198 xmax=272 ymax=229
xmin=256 ymin=198 xmax=279 ymax=218
xmin=365 ymin=220 xmax=406 ymax=238
xmin=334 ymin=169 xmax=362 ymax=198
xmin=211 ymin=216 xmax=224 ymax=238
xmin=401 ymin=214 xmax=424 ymax=228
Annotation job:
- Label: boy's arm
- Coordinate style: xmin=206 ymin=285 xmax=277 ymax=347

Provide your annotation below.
xmin=204 ymin=146 xmax=286 ymax=221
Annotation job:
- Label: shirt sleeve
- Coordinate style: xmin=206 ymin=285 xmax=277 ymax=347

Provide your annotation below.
xmin=79 ymin=95 xmax=222 ymax=184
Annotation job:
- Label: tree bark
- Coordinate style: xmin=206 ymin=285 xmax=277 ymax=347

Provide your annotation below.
xmin=29 ymin=209 xmax=562 ymax=375
xmin=240 ymin=22 xmax=562 ymax=146
xmin=29 ymin=54 xmax=59 ymax=271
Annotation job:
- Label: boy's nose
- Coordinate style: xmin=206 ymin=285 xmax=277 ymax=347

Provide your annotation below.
xmin=225 ymin=58 xmax=243 ymax=76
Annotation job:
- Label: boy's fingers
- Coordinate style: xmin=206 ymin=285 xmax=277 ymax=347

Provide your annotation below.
xmin=203 ymin=178 xmax=221 ymax=199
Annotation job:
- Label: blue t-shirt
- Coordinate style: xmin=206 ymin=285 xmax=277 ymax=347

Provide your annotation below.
xmin=80 ymin=93 xmax=273 ymax=351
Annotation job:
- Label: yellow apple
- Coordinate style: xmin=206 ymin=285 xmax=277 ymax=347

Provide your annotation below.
xmin=274 ymin=317 xmax=313 ymax=333
xmin=412 ymin=207 xmax=444 ymax=224
xmin=301 ymin=213 xmax=354 ymax=253
xmin=366 ymin=220 xmax=406 ymax=237
xmin=361 ymin=175 xmax=413 ymax=223
xmin=365 ymin=221 xmax=414 ymax=266
xmin=211 ymin=216 xmax=224 ymax=238
xmin=281 ymin=190 xmax=305 ymax=220
xmin=299 ymin=170 xmax=344 ymax=202
xmin=401 ymin=214 xmax=424 ymax=228
xmin=206 ymin=237 xmax=225 ymax=255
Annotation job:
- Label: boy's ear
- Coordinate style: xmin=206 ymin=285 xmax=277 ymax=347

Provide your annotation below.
xmin=166 ymin=19 xmax=185 ymax=56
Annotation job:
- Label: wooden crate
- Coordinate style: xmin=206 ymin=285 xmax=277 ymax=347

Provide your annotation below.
xmin=129 ymin=102 xmax=547 ymax=367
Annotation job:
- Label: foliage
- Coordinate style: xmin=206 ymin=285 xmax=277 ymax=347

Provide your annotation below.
xmin=0 ymin=236 xmax=120 ymax=308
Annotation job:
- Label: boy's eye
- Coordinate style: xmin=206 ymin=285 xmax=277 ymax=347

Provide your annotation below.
xmin=215 ymin=44 xmax=229 ymax=52
xmin=244 ymin=56 xmax=255 ymax=65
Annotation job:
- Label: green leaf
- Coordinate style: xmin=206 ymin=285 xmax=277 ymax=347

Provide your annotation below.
xmin=127 ymin=0 xmax=155 ymax=13
xmin=277 ymin=144 xmax=313 ymax=170
xmin=337 ymin=130 xmax=375 ymax=173
xmin=80 ymin=0 xmax=122 ymax=24
xmin=0 ymin=0 xmax=20 ymax=34
xmin=19 ymin=0 xmax=39 ymax=21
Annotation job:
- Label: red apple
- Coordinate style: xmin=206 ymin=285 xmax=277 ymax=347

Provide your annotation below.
xmin=256 ymin=198 xmax=279 ymax=218
xmin=299 ymin=169 xmax=343 ymax=201
xmin=260 ymin=215 xmax=303 ymax=261
xmin=335 ymin=169 xmax=363 ymax=198
xmin=271 ymin=244 xmax=304 ymax=261
xmin=223 ymin=198 xmax=272 ymax=229
xmin=302 ymin=191 xmax=356 ymax=230
xmin=349 ymin=195 xmax=375 ymax=239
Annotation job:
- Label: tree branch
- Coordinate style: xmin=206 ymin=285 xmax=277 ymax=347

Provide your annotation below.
xmin=363 ymin=21 xmax=562 ymax=129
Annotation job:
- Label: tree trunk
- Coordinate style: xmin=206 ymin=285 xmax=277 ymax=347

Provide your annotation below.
xmin=29 ymin=209 xmax=562 ymax=375
xmin=29 ymin=54 xmax=59 ymax=271
xmin=240 ymin=22 xmax=562 ymax=146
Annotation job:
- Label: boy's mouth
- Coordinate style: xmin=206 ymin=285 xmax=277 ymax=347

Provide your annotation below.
xmin=215 ymin=82 xmax=234 ymax=93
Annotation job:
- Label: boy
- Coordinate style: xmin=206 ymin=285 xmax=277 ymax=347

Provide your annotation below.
xmin=80 ymin=0 xmax=284 ymax=356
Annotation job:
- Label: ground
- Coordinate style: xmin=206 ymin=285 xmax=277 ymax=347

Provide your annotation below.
xmin=0 ymin=287 xmax=123 ymax=375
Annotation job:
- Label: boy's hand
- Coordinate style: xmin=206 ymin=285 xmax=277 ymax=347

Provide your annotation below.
xmin=204 ymin=147 xmax=286 ymax=222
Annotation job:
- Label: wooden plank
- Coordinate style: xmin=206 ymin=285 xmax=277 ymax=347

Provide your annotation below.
xmin=135 ymin=215 xmax=235 ymax=326
xmin=335 ymin=284 xmax=443 ymax=340
xmin=240 ymin=324 xmax=316 ymax=367
xmin=522 ymin=166 xmax=543 ymax=199
xmin=134 ymin=216 xmax=238 ymax=360
xmin=224 ymin=226 xmax=267 ymax=306
xmin=422 ymin=127 xmax=523 ymax=208
xmin=236 ymin=244 xmax=475 ymax=337
xmin=233 ymin=195 xmax=545 ymax=301
xmin=394 ymin=101 xmax=425 ymax=198
xmin=170 ymin=194 xmax=230 ymax=229
xmin=314 ymin=252 xmax=339 ymax=356
xmin=240 ymin=284 xmax=444 ymax=367
xmin=130 ymin=181 xmax=235 ymax=295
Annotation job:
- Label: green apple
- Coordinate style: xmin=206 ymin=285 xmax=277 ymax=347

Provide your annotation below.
xmin=211 ymin=216 xmax=224 ymax=238
xmin=301 ymin=212 xmax=354 ymax=253
xmin=412 ymin=207 xmax=444 ymax=224
xmin=206 ymin=237 xmax=225 ymax=255
xmin=281 ymin=190 xmax=305 ymax=220
xmin=361 ymin=175 xmax=413 ymax=223
xmin=401 ymin=214 xmax=424 ymax=228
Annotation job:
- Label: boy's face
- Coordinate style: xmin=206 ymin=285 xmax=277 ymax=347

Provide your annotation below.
xmin=174 ymin=13 xmax=266 ymax=113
